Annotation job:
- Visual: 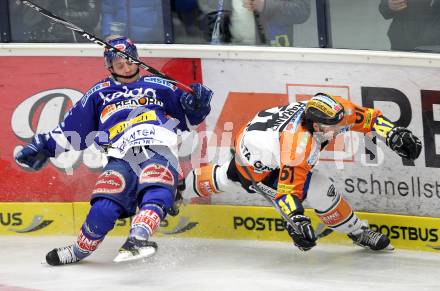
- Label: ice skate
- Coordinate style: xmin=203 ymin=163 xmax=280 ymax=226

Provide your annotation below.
xmin=348 ymin=225 xmax=394 ymax=251
xmin=46 ymin=245 xmax=81 ymax=266
xmin=113 ymin=237 xmax=158 ymax=263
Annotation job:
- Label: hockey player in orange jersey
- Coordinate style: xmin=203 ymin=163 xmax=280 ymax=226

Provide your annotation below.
xmin=183 ymin=93 xmax=422 ymax=251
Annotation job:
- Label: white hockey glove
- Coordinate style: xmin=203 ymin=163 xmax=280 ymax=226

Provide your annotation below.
xmin=386 ymin=127 xmax=422 ymax=160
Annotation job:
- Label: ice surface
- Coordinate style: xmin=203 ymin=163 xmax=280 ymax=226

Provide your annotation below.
xmin=0 ymin=236 xmax=438 ymax=291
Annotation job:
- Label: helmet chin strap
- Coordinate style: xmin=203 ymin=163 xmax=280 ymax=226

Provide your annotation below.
xmin=110 ymin=67 xmax=140 ymax=81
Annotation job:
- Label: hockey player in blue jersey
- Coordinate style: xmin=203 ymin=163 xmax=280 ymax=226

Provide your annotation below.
xmin=15 ymin=35 xmax=213 ymax=265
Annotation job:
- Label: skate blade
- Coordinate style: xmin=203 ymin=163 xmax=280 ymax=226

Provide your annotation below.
xmin=355 ymin=243 xmax=395 ymax=251
xmin=113 ymin=247 xmax=157 ymax=263
xmin=383 ymin=243 xmax=395 ymax=251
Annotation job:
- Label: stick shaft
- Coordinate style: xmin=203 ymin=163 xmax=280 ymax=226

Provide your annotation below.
xmin=235 ymin=154 xmax=301 ymax=233
xmin=19 ymin=0 xmax=193 ymax=92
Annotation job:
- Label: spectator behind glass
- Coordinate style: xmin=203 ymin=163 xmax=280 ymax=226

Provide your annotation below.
xmin=198 ymin=0 xmax=310 ymax=46
xmin=10 ymin=0 xmax=99 ymax=42
xmin=101 ymin=0 xmax=165 ymax=43
xmin=379 ymin=0 xmax=440 ymax=51
xmin=171 ymin=0 xmax=205 ymax=43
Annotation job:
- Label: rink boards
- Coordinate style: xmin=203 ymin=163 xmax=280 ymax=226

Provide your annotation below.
xmin=1 ymin=45 xmax=440 ymax=254
xmin=0 ymin=202 xmax=438 ymax=252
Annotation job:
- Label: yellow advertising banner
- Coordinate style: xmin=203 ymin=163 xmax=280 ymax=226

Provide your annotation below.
xmin=0 ymin=203 xmax=74 ymax=235
xmin=1 ymin=202 xmax=439 ymax=252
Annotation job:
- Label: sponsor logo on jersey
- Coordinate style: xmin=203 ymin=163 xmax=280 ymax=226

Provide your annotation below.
xmin=113 ymin=126 xmax=159 ymax=154
xmin=306 ymin=142 xmax=320 ymax=166
xmin=253 ymin=160 xmax=275 ymax=173
xmin=144 ymin=76 xmax=177 ymax=91
xmin=108 ymin=110 xmax=157 ymax=139
xmin=81 ymin=81 xmax=110 ymax=107
xmin=92 ymin=170 xmax=126 ymax=194
xmin=284 ymin=110 xmax=305 ymax=132
xmin=363 ymin=109 xmax=374 ymax=129
xmin=140 ymin=164 xmax=174 ymax=186
xmin=246 ymin=103 xmax=305 ymax=132
xmin=272 ymin=103 xmax=305 ymax=131
xmin=240 ymin=144 xmax=275 ymax=173
xmin=100 ymin=96 xmax=164 ymax=123
xmin=100 ymin=86 xmax=157 ymax=105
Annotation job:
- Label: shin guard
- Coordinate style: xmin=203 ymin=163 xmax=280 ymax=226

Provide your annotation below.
xmin=129 ymin=204 xmax=163 ymax=240
xmin=314 ymin=195 xmax=363 ymax=234
xmin=73 ymin=199 xmax=123 ymax=259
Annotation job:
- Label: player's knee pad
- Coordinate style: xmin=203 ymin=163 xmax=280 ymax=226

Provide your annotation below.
xmin=85 ymin=198 xmax=124 ymax=238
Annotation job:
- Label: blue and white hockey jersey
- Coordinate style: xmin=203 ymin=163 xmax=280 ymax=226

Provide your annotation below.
xmin=46 ymin=76 xmax=207 ymax=159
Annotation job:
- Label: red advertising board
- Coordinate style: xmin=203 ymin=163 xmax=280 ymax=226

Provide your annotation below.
xmin=0 ymin=56 xmax=202 ymax=202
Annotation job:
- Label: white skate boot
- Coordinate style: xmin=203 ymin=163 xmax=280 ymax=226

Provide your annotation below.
xmin=46 ymin=245 xmax=81 ymax=266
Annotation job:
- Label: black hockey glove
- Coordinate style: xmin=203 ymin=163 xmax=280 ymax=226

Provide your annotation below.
xmin=286 ymin=214 xmax=317 ymax=251
xmin=15 ymin=134 xmax=53 ymax=171
xmin=386 ymin=127 xmax=422 ymax=160
xmin=168 ymin=180 xmax=185 ymax=217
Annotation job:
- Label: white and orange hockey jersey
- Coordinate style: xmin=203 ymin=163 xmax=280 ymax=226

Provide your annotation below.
xmin=233 ymin=96 xmax=387 ymax=202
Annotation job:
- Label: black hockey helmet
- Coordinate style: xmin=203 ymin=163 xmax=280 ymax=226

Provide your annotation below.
xmin=304 ymin=93 xmax=345 ymax=125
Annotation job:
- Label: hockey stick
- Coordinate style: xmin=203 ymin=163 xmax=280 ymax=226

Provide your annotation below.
xmin=235 ymin=154 xmax=301 ymax=234
xmin=211 ymin=0 xmax=225 ymax=44
xmin=18 ymin=0 xmax=193 ymax=93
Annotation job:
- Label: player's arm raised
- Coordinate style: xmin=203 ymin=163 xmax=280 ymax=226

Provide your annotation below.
xmin=336 ymin=96 xmax=422 ymax=160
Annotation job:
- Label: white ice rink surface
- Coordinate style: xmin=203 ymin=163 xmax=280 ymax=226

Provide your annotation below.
xmin=0 ymin=236 xmax=439 ymax=291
